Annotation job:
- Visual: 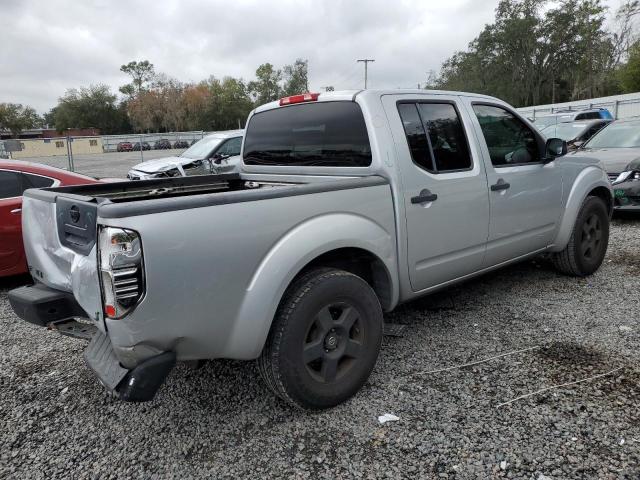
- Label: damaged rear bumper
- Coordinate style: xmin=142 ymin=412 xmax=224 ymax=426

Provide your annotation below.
xmin=8 ymin=283 xmax=175 ymax=402
xmin=85 ymin=331 xmax=175 ymax=402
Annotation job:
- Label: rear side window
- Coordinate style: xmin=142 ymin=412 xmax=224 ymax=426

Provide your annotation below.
xmin=397 ymin=102 xmax=472 ymax=173
xmin=244 ymin=102 xmax=371 ymax=167
xmin=0 ymin=171 xmax=22 ymax=199
xmin=397 ymin=103 xmax=433 ymax=171
xmin=576 ymin=112 xmax=600 ymax=120
xmin=23 ymin=173 xmax=55 ymax=189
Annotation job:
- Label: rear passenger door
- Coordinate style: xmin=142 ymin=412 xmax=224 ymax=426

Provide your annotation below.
xmin=383 ymin=95 xmax=490 ymax=291
xmin=465 ymin=102 xmax=563 ymax=266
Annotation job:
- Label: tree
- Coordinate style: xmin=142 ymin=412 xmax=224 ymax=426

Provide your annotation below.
xmin=0 ymin=103 xmax=41 ymax=137
xmin=119 ymin=60 xmax=155 ymax=96
xmin=50 ymin=84 xmax=130 ymax=134
xmin=207 ymin=77 xmax=254 ymax=129
xmin=248 ymin=63 xmax=282 ymax=105
xmin=282 ymin=59 xmax=309 ymax=96
xmin=432 ymin=0 xmax=625 ymax=107
xmin=619 ymin=41 xmax=640 ymax=91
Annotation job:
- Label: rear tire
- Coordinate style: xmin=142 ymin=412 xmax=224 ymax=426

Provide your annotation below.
xmin=257 ymin=268 xmax=383 ymax=410
xmin=552 ymin=195 xmax=609 ymax=276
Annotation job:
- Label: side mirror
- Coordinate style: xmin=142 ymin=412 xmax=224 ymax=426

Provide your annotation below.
xmin=543 ymin=137 xmax=567 ymax=163
xmin=211 ymin=153 xmax=230 ymax=165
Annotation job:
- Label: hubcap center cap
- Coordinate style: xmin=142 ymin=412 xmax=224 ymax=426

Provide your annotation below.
xmin=324 ymin=332 xmax=339 ymax=351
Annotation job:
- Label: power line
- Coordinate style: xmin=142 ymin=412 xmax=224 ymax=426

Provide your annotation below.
xmin=356 ymin=59 xmax=375 ymax=89
xmin=329 ymin=63 xmax=362 ymax=90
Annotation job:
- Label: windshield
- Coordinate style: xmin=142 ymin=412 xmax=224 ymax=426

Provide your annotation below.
xmin=542 ymin=123 xmax=588 ymax=141
xmin=243 ymin=101 xmax=372 ymax=167
xmin=585 ymin=120 xmax=640 ymax=148
xmin=180 ymin=136 xmax=223 ymax=159
xmin=534 ymin=116 xmax=558 ymax=129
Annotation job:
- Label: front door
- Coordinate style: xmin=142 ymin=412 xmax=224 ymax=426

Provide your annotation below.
xmin=465 ymin=102 xmax=563 ymax=266
xmin=383 ymin=95 xmax=490 ymax=291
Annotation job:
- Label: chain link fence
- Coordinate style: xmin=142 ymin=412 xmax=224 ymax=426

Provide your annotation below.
xmin=101 ymin=131 xmax=209 ymax=152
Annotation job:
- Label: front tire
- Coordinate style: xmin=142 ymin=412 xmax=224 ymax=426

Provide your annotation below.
xmin=552 ymin=195 xmax=609 ymax=276
xmin=258 ymin=268 xmax=383 ymax=410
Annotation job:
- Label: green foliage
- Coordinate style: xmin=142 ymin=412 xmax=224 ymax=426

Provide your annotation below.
xmin=433 ymin=0 xmax=632 ymax=106
xmin=248 ymin=63 xmax=283 ymax=105
xmin=619 ymin=41 xmax=640 ymax=91
xmin=282 ymin=59 xmax=309 ymax=96
xmin=0 ymin=103 xmax=42 ymax=137
xmin=50 ymin=84 xmax=130 ymax=134
xmin=119 ymin=60 xmax=155 ymax=96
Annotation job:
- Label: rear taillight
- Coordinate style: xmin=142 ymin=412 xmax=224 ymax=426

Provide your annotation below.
xmin=98 ymin=227 xmax=144 ymax=319
xmin=279 ymin=93 xmax=320 ymax=106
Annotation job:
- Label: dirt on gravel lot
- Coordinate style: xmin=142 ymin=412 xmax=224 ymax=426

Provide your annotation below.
xmin=0 ymin=156 xmax=638 ymax=478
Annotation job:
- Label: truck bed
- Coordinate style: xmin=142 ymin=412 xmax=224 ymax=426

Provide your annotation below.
xmin=26 ymin=173 xmax=387 ymax=219
xmin=33 ymin=173 xmax=296 ymax=203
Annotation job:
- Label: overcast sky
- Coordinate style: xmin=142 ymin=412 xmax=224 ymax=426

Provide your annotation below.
xmin=1 ymin=0 xmax=626 ymax=113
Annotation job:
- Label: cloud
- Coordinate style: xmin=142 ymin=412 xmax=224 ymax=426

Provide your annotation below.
xmin=1 ymin=0 xmax=626 ymax=113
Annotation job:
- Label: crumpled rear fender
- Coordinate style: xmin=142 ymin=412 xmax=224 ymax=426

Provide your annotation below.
xmin=222 ymin=212 xmax=398 ymax=359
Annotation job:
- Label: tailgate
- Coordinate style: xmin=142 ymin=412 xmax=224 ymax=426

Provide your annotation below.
xmin=22 ymin=191 xmax=104 ymax=330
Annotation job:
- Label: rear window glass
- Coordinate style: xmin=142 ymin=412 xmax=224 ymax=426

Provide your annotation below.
xmin=23 ymin=173 xmax=55 ymax=189
xmin=243 ymin=102 xmax=372 ymax=167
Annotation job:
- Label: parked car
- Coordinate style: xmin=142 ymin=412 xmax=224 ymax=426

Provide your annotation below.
xmin=116 ymin=142 xmax=133 ymax=152
xmin=9 ymin=90 xmax=612 ymax=409
xmin=540 ymin=119 xmax=611 ymax=149
xmin=575 ymin=118 xmax=640 ymax=210
xmin=173 ymin=140 xmax=190 ymax=149
xmin=132 ymin=141 xmax=151 ymax=151
xmin=154 ymin=139 xmax=172 ymax=150
xmin=0 ymin=160 xmax=102 ymax=277
xmin=127 ymin=130 xmax=243 ymax=180
xmin=533 ymin=108 xmax=613 ymax=130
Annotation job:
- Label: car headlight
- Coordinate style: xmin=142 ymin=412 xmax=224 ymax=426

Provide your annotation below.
xmin=98 ymin=227 xmax=145 ymax=319
xmin=613 ymin=171 xmax=640 ymax=184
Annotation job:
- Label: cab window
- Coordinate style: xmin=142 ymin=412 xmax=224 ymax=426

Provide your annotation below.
xmin=397 ymin=102 xmax=472 ymax=173
xmin=472 ymin=104 xmax=540 ymax=166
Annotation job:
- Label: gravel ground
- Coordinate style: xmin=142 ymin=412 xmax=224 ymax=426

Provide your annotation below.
xmin=0 ymin=155 xmax=639 ymax=478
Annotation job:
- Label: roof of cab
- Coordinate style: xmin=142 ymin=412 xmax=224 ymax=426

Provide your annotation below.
xmin=253 ymin=89 xmax=504 ymax=114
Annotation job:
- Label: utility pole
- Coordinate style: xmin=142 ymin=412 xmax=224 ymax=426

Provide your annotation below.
xmin=357 ymin=59 xmax=375 ymax=89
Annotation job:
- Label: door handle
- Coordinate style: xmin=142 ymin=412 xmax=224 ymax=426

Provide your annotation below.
xmin=490 ymin=179 xmax=510 ymax=191
xmin=10 ymin=208 xmax=22 ymax=214
xmin=411 ymin=189 xmax=438 ymax=204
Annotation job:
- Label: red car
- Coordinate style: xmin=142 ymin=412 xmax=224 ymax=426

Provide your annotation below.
xmin=0 ymin=161 xmax=101 ymax=277
xmin=117 ymin=142 xmax=133 ymax=152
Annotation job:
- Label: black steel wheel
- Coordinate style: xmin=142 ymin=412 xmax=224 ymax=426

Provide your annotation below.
xmin=553 ymin=195 xmax=609 ymax=276
xmin=258 ymin=268 xmax=383 ymax=410
xmin=302 ymin=302 xmax=365 ymax=384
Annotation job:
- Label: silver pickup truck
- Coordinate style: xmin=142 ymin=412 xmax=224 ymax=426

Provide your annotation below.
xmin=9 ymin=90 xmax=613 ymax=409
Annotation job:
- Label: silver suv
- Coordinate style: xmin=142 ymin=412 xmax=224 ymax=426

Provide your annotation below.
xmin=127 ymin=130 xmax=243 ymax=180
